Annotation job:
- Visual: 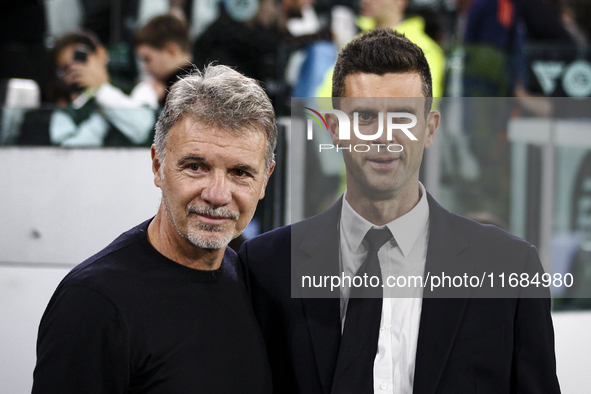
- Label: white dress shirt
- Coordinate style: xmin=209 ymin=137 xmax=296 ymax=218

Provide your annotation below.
xmin=339 ymin=183 xmax=430 ymax=394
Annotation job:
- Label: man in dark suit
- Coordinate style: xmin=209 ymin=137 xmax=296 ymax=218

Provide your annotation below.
xmin=239 ymin=29 xmax=561 ymax=393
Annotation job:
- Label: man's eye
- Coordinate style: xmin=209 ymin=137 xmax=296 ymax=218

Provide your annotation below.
xmin=187 ymin=164 xmax=202 ymax=171
xmin=232 ymin=169 xmax=249 ymax=177
xmin=357 ymin=112 xmax=378 ymax=123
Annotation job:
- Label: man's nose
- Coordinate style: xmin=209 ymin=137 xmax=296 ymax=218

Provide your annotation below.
xmin=201 ymin=172 xmax=232 ymax=208
xmin=370 ymin=114 xmax=393 ymax=145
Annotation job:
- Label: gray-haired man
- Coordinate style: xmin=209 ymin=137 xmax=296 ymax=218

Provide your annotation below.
xmin=33 ymin=65 xmax=275 ymax=393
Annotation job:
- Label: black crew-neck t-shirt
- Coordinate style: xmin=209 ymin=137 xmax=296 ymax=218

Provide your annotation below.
xmin=33 ymin=219 xmax=272 ymax=393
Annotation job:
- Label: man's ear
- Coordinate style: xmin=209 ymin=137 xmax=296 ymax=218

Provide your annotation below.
xmin=326 ymin=113 xmax=340 ymax=146
xmin=164 ymin=42 xmax=181 ymax=57
xmin=424 ymin=110 xmax=440 ymax=149
xmin=259 ymin=161 xmax=276 ymax=200
xmin=151 ymin=145 xmax=163 ymax=188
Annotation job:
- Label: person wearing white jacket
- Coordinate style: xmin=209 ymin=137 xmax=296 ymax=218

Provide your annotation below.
xmin=50 ymin=30 xmax=158 ymax=147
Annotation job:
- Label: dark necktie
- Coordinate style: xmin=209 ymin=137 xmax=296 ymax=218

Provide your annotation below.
xmin=331 ymin=228 xmax=393 ymax=394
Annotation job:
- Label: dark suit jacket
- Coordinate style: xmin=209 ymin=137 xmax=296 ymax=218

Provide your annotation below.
xmin=239 ymin=195 xmax=561 ymax=393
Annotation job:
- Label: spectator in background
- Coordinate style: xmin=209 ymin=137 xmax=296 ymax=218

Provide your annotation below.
xmin=135 ymin=13 xmax=194 ymax=107
xmin=462 ymin=0 xmax=531 ymax=97
xmin=316 ymin=0 xmax=445 ymax=100
xmin=193 ymin=0 xmax=285 ymax=108
xmin=50 ymin=30 xmax=158 ymax=147
xmin=358 ymin=0 xmax=445 ymax=98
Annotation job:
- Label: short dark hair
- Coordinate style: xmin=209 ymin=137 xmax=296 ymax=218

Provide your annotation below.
xmin=135 ymin=14 xmax=190 ymax=54
xmin=332 ymin=29 xmax=433 ymax=113
xmin=51 ymin=30 xmax=101 ymax=65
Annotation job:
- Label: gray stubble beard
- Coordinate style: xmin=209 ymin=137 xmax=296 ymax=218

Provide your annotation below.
xmin=162 ymin=193 xmax=238 ymax=250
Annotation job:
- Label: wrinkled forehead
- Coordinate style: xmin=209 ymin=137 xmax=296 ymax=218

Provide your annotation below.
xmin=179 ymin=115 xmax=266 ymax=139
xmin=167 ymin=116 xmax=268 ymax=152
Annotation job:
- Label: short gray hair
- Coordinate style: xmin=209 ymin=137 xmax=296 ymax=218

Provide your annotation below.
xmin=154 ymin=64 xmax=277 ymax=170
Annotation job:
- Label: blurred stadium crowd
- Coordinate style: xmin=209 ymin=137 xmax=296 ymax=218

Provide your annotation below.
xmin=0 ymin=0 xmax=589 ymax=147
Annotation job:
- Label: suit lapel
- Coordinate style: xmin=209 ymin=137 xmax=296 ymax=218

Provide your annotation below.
xmin=413 ymin=195 xmax=471 ymax=394
xmin=294 ymin=199 xmax=343 ymax=394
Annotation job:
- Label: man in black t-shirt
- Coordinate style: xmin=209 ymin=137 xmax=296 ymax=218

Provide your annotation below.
xmin=33 ymin=64 xmax=276 ymax=393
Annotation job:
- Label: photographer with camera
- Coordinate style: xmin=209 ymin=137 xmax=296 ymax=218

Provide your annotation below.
xmin=50 ymin=30 xmax=158 ymax=147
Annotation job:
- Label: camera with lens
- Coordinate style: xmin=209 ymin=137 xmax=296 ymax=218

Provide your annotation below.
xmin=73 ymin=48 xmax=89 ymax=63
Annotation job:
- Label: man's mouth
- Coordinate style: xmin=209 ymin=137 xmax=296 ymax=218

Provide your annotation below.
xmin=196 ymin=213 xmax=230 ymax=225
xmin=188 ymin=206 xmax=238 ymax=225
xmin=367 ymin=156 xmax=399 ymax=169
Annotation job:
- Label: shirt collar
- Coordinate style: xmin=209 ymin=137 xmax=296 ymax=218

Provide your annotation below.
xmin=341 ymin=195 xmax=374 ymax=254
xmin=341 ymin=183 xmax=430 ymax=257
